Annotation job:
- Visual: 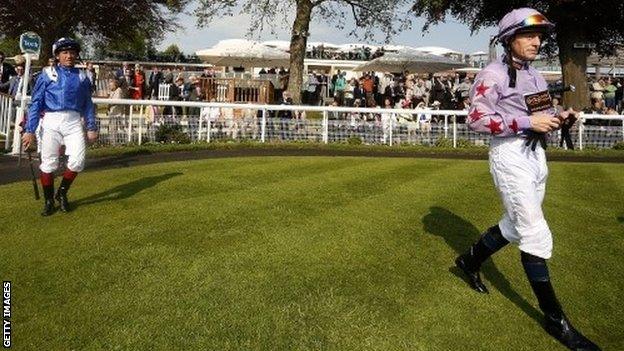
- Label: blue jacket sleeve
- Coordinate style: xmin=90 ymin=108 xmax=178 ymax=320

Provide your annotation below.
xmin=82 ymin=79 xmax=97 ymax=131
xmin=25 ymin=74 xmax=47 ymax=133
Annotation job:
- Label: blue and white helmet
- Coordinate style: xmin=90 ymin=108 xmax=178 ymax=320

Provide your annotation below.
xmin=52 ymin=37 xmax=81 ymax=55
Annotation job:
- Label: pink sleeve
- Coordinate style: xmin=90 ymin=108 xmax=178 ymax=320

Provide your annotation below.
xmin=467 ymin=75 xmax=530 ymax=137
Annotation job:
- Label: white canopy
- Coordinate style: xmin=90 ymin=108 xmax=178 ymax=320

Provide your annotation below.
xmin=262 ymin=40 xmax=291 ymax=51
xmin=196 ymin=39 xmax=290 ymax=68
xmin=414 ymin=46 xmax=463 ymax=56
xmin=353 ymin=48 xmax=467 ymax=73
xmin=380 ymin=45 xmax=411 ymax=52
xmin=336 ymin=43 xmax=379 ymax=53
xmin=469 ymin=51 xmax=488 ymax=56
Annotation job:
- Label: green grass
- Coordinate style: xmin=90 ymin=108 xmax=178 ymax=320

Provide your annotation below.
xmin=1 ymin=157 xmax=623 ymax=350
xmin=86 ymin=140 xmax=624 ymax=161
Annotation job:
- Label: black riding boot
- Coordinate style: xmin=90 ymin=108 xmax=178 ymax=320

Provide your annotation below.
xmin=41 ymin=185 xmax=55 ymax=216
xmin=455 ymin=225 xmax=509 ymax=293
xmin=521 ymin=252 xmax=601 ymax=351
xmin=55 ymin=177 xmax=72 ymax=212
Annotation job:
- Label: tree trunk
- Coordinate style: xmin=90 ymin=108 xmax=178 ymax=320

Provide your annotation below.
xmin=556 ymin=25 xmax=590 ymax=110
xmin=287 ymin=0 xmax=313 ymax=104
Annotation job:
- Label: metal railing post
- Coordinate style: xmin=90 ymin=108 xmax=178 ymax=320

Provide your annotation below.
xmin=322 ymin=111 xmax=329 ymax=144
xmin=261 ymin=109 xmax=266 ymax=143
xmin=389 ymin=113 xmax=395 ymax=146
xmin=6 ymin=99 xmax=14 ymax=150
xmin=452 ymin=115 xmax=457 ymax=148
xmin=578 ymin=112 xmax=584 ymax=150
xmin=138 ymin=105 xmax=144 ymax=146
xmin=444 ymin=114 xmax=449 ymax=139
xmin=198 ymin=112 xmax=203 ymax=142
xmin=11 ymin=107 xmax=23 ymax=155
xmin=128 ymin=105 xmax=133 ymax=144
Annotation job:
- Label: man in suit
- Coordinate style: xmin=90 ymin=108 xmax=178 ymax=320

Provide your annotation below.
xmin=147 ymin=65 xmax=163 ymax=99
xmin=0 ymin=51 xmax=17 ymax=93
xmin=7 ymin=64 xmax=29 ymax=97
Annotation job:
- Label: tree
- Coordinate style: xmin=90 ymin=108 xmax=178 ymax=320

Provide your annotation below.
xmin=411 ymin=1 xmax=624 ymax=109
xmin=0 ymin=0 xmax=188 ymax=64
xmin=92 ymin=34 xmax=157 ymax=61
xmin=195 ymin=0 xmax=411 ymax=103
xmin=0 ymin=36 xmax=20 ymax=57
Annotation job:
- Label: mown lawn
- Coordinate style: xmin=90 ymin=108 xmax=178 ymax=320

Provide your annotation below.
xmin=1 ymin=157 xmax=622 ymax=350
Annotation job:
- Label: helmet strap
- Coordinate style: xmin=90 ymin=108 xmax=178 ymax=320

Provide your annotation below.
xmin=503 ymin=45 xmax=517 ymax=88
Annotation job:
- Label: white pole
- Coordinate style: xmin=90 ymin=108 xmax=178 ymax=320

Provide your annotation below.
xmin=444 ymin=114 xmax=448 ymax=139
xmin=138 ymin=105 xmax=144 ymax=145
xmin=452 ymin=115 xmax=457 ymax=148
xmin=322 ymin=111 xmax=328 ymax=144
xmin=198 ymin=113 xmax=203 ymax=142
xmin=578 ymin=112 xmax=584 ymax=150
xmin=128 ymin=105 xmax=133 ymax=143
xmin=261 ymin=109 xmax=266 ymax=143
xmin=389 ymin=113 xmax=394 ymax=146
xmin=6 ymin=99 xmax=13 ymax=150
xmin=207 ymin=119 xmax=211 ymax=143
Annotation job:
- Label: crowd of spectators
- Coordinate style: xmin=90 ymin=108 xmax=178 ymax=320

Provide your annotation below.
xmin=307 ymin=45 xmax=385 ymax=61
xmin=302 ymin=70 xmax=473 ymax=112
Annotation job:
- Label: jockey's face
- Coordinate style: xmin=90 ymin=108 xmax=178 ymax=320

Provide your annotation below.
xmin=511 ymin=31 xmax=543 ymax=61
xmin=56 ymin=49 xmax=78 ymax=67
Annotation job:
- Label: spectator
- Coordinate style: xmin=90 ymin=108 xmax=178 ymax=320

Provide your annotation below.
xmin=108 ymin=79 xmax=125 ymax=113
xmin=590 ymin=78 xmax=605 ymax=102
xmin=0 ymin=51 xmax=17 ymax=93
xmin=361 ymin=74 xmax=375 ymax=107
xmin=7 ymin=64 xmax=28 ymax=98
xmin=344 ymin=79 xmax=356 ymax=107
xmin=305 ymin=72 xmax=318 ymax=105
xmin=172 ymin=76 xmax=184 ymax=115
xmin=380 ymin=97 xmax=396 ymax=144
xmin=84 ymin=61 xmax=97 ymax=94
xmin=115 ymin=62 xmax=129 ymax=80
xmin=147 ymin=66 xmax=162 ymax=99
xmin=188 ymin=76 xmax=203 ymax=116
xmin=333 ymin=72 xmax=347 ymax=106
xmin=456 ymin=77 xmax=472 ymax=106
xmin=200 ymin=67 xmax=215 ymax=78
xmin=129 ymin=65 xmax=146 ymax=100
xmin=615 ymin=78 xmax=623 ymax=112
xmin=604 ymin=77 xmax=617 ymax=109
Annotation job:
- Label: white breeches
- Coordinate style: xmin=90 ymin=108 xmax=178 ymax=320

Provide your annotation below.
xmin=489 ymin=137 xmax=552 ymax=259
xmin=39 ymin=111 xmax=86 ymax=173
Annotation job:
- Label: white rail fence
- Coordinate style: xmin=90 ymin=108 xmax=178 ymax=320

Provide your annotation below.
xmin=3 ymin=96 xmax=624 ymax=153
xmin=0 ymin=94 xmax=15 ymax=150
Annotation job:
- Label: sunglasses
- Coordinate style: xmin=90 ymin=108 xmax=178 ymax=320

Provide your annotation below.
xmin=499 ymin=14 xmax=552 ymax=39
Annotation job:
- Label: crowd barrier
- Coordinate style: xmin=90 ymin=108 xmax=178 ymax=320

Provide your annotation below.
xmin=2 ymin=97 xmax=623 ymax=153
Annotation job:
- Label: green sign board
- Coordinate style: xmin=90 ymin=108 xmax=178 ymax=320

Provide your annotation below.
xmin=19 ymin=32 xmax=42 ymax=55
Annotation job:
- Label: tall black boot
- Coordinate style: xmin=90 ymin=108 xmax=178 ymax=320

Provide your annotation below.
xmin=55 ymin=177 xmax=73 ymax=212
xmin=41 ymin=185 xmax=55 ymax=216
xmin=455 ymin=225 xmax=509 ymax=293
xmin=521 ymin=252 xmax=601 ymax=351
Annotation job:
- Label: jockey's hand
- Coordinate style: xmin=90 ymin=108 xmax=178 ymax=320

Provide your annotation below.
xmin=87 ymin=131 xmax=98 ymax=144
xmin=21 ymin=133 xmax=36 ymax=151
xmin=530 ymin=112 xmax=561 ymax=133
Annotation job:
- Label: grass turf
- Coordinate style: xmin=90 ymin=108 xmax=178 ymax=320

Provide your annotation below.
xmin=1 ymin=157 xmax=623 ymax=350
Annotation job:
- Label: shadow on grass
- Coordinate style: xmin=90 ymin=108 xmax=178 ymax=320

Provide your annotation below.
xmin=618 ymin=216 xmax=624 ymax=223
xmin=74 ymin=172 xmax=183 ymax=207
xmin=422 ymin=206 xmax=542 ymax=324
